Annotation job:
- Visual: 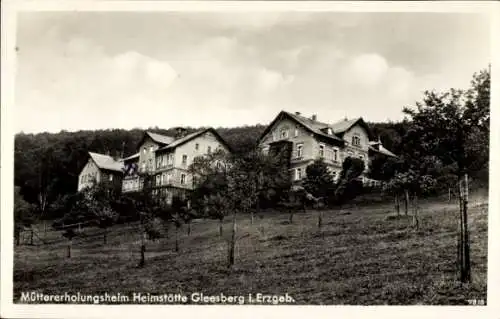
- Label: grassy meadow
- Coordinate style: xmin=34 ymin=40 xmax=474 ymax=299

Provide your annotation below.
xmin=13 ymin=193 xmax=488 ymax=305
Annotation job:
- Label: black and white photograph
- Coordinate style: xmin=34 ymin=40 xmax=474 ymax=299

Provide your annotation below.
xmin=1 ymin=1 xmax=499 ymax=318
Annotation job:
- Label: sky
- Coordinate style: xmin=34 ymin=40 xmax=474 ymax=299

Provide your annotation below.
xmin=14 ymin=11 xmax=491 ymax=133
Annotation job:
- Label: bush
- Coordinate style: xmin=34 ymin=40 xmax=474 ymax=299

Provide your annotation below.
xmin=144 ymin=217 xmax=165 ymax=240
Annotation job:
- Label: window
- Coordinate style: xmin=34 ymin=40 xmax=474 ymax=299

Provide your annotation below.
xmin=150 ymin=146 xmax=154 ymax=153
xmin=156 ymin=175 xmax=160 ymax=186
xmin=332 ymin=171 xmax=337 ymax=180
xmin=348 ymin=151 xmax=353 ymax=157
xmin=319 ymin=144 xmax=325 ymax=157
xmin=166 ymin=173 xmax=171 ymax=184
xmin=333 ymin=148 xmax=339 ymax=161
xmin=280 ymin=128 xmax=289 ymax=139
xmin=181 ymin=174 xmax=186 ymax=185
xmin=352 ymin=135 xmax=361 ymax=146
xmin=182 ymin=155 xmax=188 ymax=165
xmin=295 ymin=168 xmax=303 ymax=180
xmin=296 ymin=143 xmax=303 ymax=158
xmin=262 ymin=145 xmax=270 ymax=155
xmin=143 ymin=148 xmax=147 ymax=154
xmin=207 ymin=146 xmax=212 ymax=154
xmin=327 ymin=128 xmax=333 ymax=135
xmin=109 ymin=175 xmax=113 ymax=182
xmin=141 ymin=162 xmax=146 ymax=171
xmin=294 ymin=126 xmax=299 ymax=137
xmin=195 ymin=143 xmax=199 ymax=151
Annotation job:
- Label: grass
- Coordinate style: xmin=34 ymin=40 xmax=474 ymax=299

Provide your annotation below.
xmin=13 ymin=194 xmax=488 ymax=305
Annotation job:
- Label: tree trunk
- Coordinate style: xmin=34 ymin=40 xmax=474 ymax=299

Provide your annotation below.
xmin=30 ymin=228 xmax=34 ymax=245
xmin=67 ymin=239 xmax=72 ymax=258
xmin=15 ymin=227 xmax=21 ymax=246
xmin=139 ymin=233 xmax=146 ymax=268
xmin=395 ymin=193 xmax=400 ymax=216
xmin=219 ymin=219 xmax=223 ymax=237
xmin=103 ymin=228 xmax=107 ymax=244
xmin=458 ymin=184 xmax=464 ymax=279
xmin=228 ymin=213 xmax=236 ymax=268
xmin=187 ymin=222 xmax=191 ymax=236
xmin=461 ymin=174 xmax=471 ymax=283
xmin=448 ymin=187 xmax=452 ymax=203
xmin=250 ymin=210 xmax=254 ymax=225
xmin=289 ymin=208 xmax=294 ymax=224
xmin=175 ymin=226 xmax=179 ymax=252
xmin=317 ymin=210 xmax=323 ymax=230
xmin=412 ymin=193 xmax=419 ymax=229
xmin=404 ymin=189 xmax=409 ymax=216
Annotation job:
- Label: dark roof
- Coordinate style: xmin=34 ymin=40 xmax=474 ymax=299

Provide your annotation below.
xmin=88 ymin=152 xmax=124 ymax=173
xmin=121 ymin=152 xmax=139 ymax=162
xmin=156 ymin=128 xmax=232 ymax=153
xmin=145 ymin=132 xmax=175 ymax=145
xmin=330 ymin=117 xmax=375 ymax=140
xmin=369 ymin=144 xmax=398 ymax=158
xmin=259 ymin=111 xmax=345 ymax=145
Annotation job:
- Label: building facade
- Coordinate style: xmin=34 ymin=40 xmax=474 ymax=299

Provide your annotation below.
xmin=121 ymin=128 xmax=231 ymax=204
xmin=77 ymin=152 xmax=124 ymax=192
xmin=258 ymin=111 xmax=397 ymax=185
xmin=77 ymin=128 xmax=231 ymax=204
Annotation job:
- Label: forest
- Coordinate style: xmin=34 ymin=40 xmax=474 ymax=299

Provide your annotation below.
xmin=14 ymin=68 xmax=490 ymax=222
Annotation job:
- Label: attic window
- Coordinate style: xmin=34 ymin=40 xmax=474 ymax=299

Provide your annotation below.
xmin=327 ymin=128 xmax=333 ymax=135
xmin=280 ymin=128 xmax=289 ymax=139
xmin=352 ymin=136 xmax=361 ymax=146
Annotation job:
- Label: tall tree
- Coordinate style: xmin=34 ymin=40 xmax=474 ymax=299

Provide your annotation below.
xmin=402 ymin=68 xmax=490 ymax=283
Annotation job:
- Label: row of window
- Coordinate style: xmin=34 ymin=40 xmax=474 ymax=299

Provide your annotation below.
xmin=272 ymin=126 xmax=300 ymax=141
xmin=80 ymin=172 xmax=98 ymax=184
xmin=294 ymin=167 xmax=339 ymax=181
xmin=156 ymin=153 xmax=175 ymax=169
xmin=195 ymin=143 xmax=212 ymax=154
xmin=154 ymin=172 xmax=187 ymax=186
xmin=122 ymin=178 xmax=142 ymax=191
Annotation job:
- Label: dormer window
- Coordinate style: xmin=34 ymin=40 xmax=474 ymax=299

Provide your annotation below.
xmin=327 ymin=128 xmax=333 ymax=135
xmin=294 ymin=126 xmax=299 ymax=137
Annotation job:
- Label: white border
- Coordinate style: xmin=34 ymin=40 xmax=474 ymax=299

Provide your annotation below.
xmin=1 ymin=1 xmax=499 ymax=318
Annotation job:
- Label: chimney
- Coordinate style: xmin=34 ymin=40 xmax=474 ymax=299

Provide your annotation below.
xmin=295 ymin=112 xmax=301 ymax=116
xmin=311 ymin=114 xmax=317 ymax=121
xmin=174 ymin=127 xmax=188 ymax=139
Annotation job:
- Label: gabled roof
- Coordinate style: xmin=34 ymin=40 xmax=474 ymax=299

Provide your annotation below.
xmin=88 ymin=152 xmax=124 ymax=173
xmin=144 ymin=131 xmax=175 ymax=145
xmin=121 ymin=152 xmax=139 ymax=162
xmin=330 ymin=117 xmax=375 ymax=140
xmin=156 ymin=128 xmax=233 ymax=153
xmin=259 ymin=111 xmax=345 ymax=145
xmin=368 ymin=140 xmax=398 ymax=158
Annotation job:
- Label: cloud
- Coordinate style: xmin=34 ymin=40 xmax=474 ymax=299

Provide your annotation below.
xmin=14 ymin=12 xmax=491 ymax=132
xmin=347 ymin=53 xmax=389 ymax=87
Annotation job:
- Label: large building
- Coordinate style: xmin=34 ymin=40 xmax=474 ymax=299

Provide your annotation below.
xmin=257 ymin=111 xmax=397 ymax=185
xmin=77 ymin=127 xmax=232 ymax=204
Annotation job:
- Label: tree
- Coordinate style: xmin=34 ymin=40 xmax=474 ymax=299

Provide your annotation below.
xmin=14 ymin=186 xmax=35 ymax=245
xmin=402 ymin=68 xmax=490 ymax=283
xmin=333 ymin=157 xmax=365 ymax=206
xmin=189 ymin=149 xmax=261 ymax=267
xmin=303 ymin=158 xmax=335 ymax=201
